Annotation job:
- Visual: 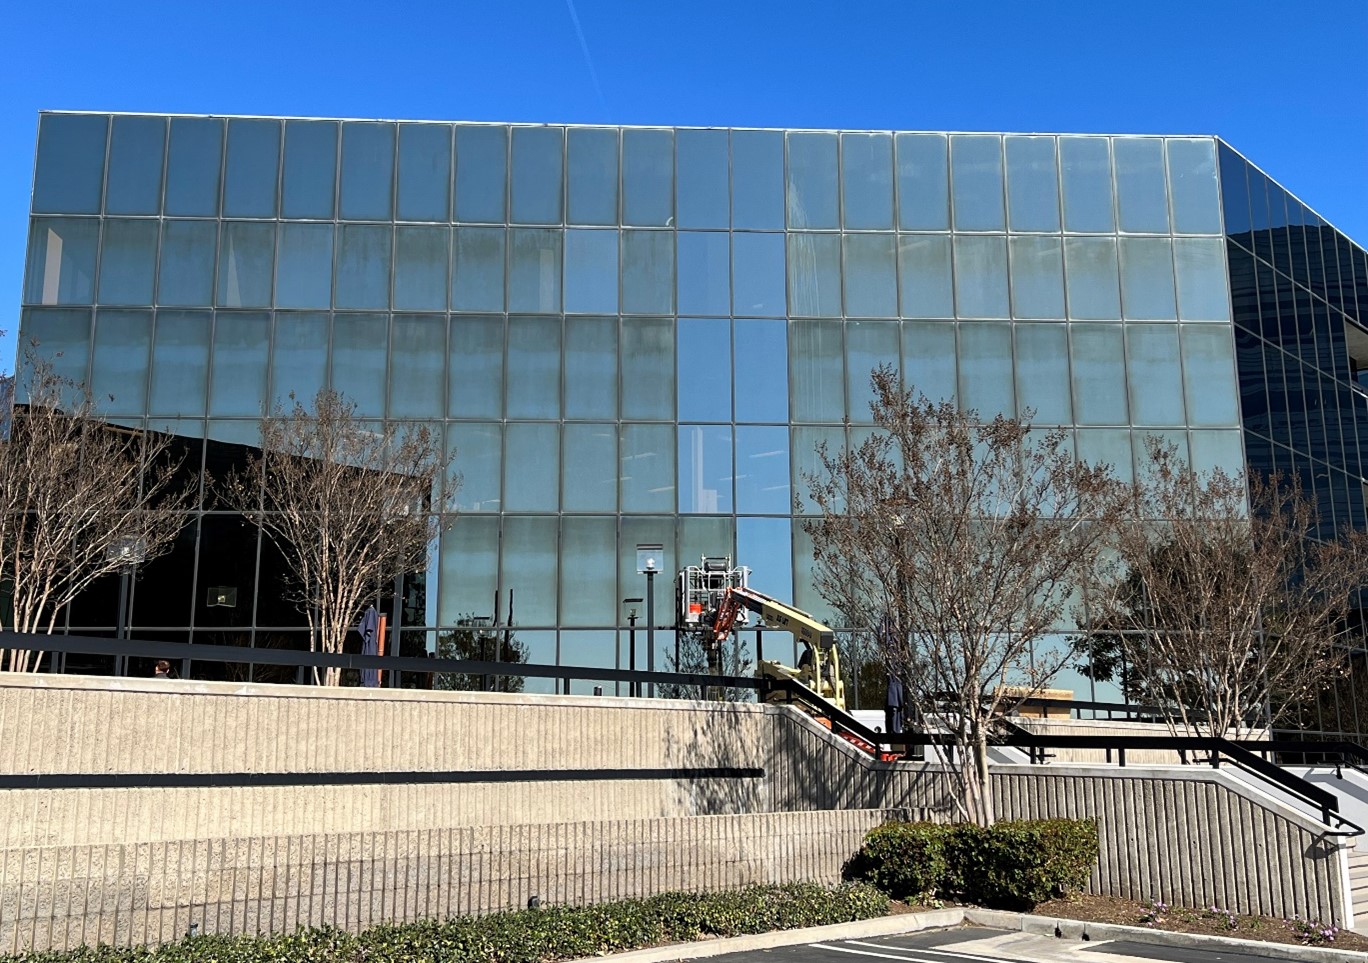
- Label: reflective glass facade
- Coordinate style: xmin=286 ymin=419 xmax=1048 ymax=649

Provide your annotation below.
xmin=17 ymin=113 xmax=1366 ymax=710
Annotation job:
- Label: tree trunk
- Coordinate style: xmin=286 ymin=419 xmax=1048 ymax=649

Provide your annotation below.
xmin=974 ymin=732 xmax=995 ymax=827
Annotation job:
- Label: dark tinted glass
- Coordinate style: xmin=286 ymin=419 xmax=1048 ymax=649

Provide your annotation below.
xmin=340 ymin=122 xmax=395 ymax=220
xmin=33 ymin=114 xmax=107 ymax=214
xmin=164 ymin=118 xmax=223 ymax=216
xmin=223 ymin=119 xmax=280 ymax=217
xmin=281 ymin=121 xmax=338 ymax=218
xmin=106 ymin=116 xmax=165 ymax=215
xmin=1217 ymin=143 xmax=1251 ymax=239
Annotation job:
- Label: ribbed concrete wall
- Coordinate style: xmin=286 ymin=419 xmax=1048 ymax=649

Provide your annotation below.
xmin=0 ymin=808 xmax=901 ymax=955
xmin=0 ymin=674 xmax=1351 ymax=945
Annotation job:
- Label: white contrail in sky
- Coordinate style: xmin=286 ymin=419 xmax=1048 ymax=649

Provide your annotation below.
xmin=563 ymin=0 xmax=609 ymax=112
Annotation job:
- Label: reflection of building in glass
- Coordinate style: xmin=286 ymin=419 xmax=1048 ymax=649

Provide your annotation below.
xmin=17 ymin=114 xmax=1368 ymax=726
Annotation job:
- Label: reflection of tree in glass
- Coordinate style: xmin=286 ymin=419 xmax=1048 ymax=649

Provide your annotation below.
xmin=434 ymin=615 xmax=528 ymax=692
xmin=660 ymin=632 xmax=755 ymax=702
xmin=835 ymin=629 xmax=888 ymax=711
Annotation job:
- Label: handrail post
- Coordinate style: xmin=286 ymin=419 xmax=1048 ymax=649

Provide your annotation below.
xmin=1118 ymin=747 xmax=1126 ymax=767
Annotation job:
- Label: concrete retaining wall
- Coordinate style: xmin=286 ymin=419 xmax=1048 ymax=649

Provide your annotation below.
xmin=0 ymin=674 xmax=1352 ymax=947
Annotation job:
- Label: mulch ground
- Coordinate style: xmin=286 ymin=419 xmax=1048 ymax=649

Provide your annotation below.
xmin=890 ymin=893 xmax=1368 ymax=951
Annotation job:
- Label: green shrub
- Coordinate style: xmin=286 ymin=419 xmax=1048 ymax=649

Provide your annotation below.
xmin=846 ymin=821 xmax=950 ymax=902
xmin=0 ymin=882 xmax=887 ymax=963
xmin=852 ymin=817 xmax=1098 ymax=910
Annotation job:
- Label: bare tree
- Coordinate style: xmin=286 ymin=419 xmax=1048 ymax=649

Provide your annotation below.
xmin=221 ymin=389 xmax=457 ymax=686
xmin=802 ymin=366 xmax=1127 ymax=825
xmin=1083 ymin=439 xmax=1368 ymax=739
xmin=661 ymin=631 xmax=755 ymax=702
xmin=0 ymin=354 xmax=191 ymax=672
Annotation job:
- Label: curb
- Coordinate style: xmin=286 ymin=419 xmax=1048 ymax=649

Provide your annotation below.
xmin=593 ymin=909 xmax=963 ymax=963
xmin=595 ymin=907 xmax=1363 ymax=963
xmin=969 ymin=908 xmax=1367 ymax=963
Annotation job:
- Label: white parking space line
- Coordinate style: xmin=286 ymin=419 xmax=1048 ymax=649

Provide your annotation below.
xmin=809 ymin=942 xmax=1017 ymax=963
xmin=846 ymin=939 xmax=1019 ymax=962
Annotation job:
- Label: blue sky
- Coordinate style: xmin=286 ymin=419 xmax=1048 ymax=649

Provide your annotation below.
xmin=2 ymin=0 xmax=1364 ymax=373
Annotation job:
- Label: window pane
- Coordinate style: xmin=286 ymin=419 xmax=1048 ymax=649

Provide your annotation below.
xmin=1008 ymin=235 xmax=1064 ymax=319
xmin=679 ymin=518 xmax=736 ymax=584
xmin=1015 ymin=323 xmax=1071 ymax=423
xmin=791 ymin=320 xmax=843 ymax=422
xmin=20 ymin=308 xmax=90 ymax=397
xmin=732 ymin=232 xmax=785 ymax=316
xmin=620 ymin=424 xmax=675 ymax=512
xmin=1005 ymin=135 xmax=1059 ymax=232
xmin=335 ymin=224 xmax=391 ymax=310
xmin=1189 ymin=430 xmax=1245 ymax=477
xmin=622 ymin=129 xmax=673 ymax=226
xmin=1182 ymin=324 xmax=1239 ymax=426
xmin=846 ymin=320 xmax=898 ymax=421
xmin=505 ymin=424 xmax=560 ymax=511
xmin=340 ymin=122 xmax=394 ymax=220
xmin=1167 ymin=138 xmax=1221 ymax=234
xmin=1113 ymin=138 xmax=1169 ymax=234
xmin=91 ymin=309 xmax=150 ymax=416
xmin=270 ymin=312 xmax=327 ymax=409
xmin=24 ymin=218 xmax=98 ymax=305
xmin=158 ymin=220 xmax=216 ymax=306
xmin=1071 ymin=324 xmax=1127 ymax=425
xmin=439 ymin=515 xmax=497 ymax=620
xmin=1126 ymin=324 xmax=1184 ymax=425
xmin=841 ymin=132 xmax=893 ymax=229
xmin=902 ymin=320 xmax=956 ymax=403
xmin=953 ymin=235 xmax=1009 ymax=318
xmin=559 ymin=519 xmax=616 ymax=626
xmin=1118 ymin=236 xmax=1176 ymax=320
xmin=622 ymin=230 xmax=674 ymax=314
xmin=164 ymin=118 xmax=223 ymax=216
xmin=896 ymin=133 xmax=949 ymax=230
xmin=209 ymin=311 xmax=269 ymax=416
xmin=98 ymin=218 xmax=157 ymax=305
xmin=679 ymin=425 xmax=732 ymax=513
xmin=501 ymin=517 xmax=558 ymax=626
xmin=148 ymin=310 xmax=210 ymax=416
xmin=1064 ymin=237 xmax=1121 ymax=320
xmin=389 ymin=314 xmax=445 ymax=418
xmin=511 ymin=126 xmax=563 ymax=224
xmin=844 ymin=234 xmax=896 ymax=318
xmin=508 ymin=228 xmax=562 ymax=313
xmin=1077 ymin=429 xmax=1133 ymax=482
xmin=1060 ymin=137 xmax=1114 ymax=233
xmin=452 ymin=226 xmax=505 ymax=312
xmin=1174 ymin=237 xmax=1230 ymax=321
xmin=397 ymin=123 xmax=451 ymax=221
xmin=217 ymin=221 xmax=274 ymax=308
xmin=677 ymin=129 xmax=729 ymax=229
xmin=565 ymin=316 xmax=617 ymax=420
xmin=394 ymin=225 xmax=448 ymax=311
xmin=567 ymin=127 xmax=618 ymax=225
xmin=223 ymin=119 xmax=280 ymax=217
xmin=455 ymin=125 xmax=507 ymax=223
xmin=448 ymin=315 xmax=504 ymax=419
xmin=786 ymin=131 xmax=838 ymax=229
xmin=734 ymin=318 xmax=788 ymax=423
xmin=738 ymin=518 xmax=792 ymax=599
xmin=562 ymin=424 xmax=617 ymax=512
xmin=951 ymin=134 xmax=1005 ymax=231
xmin=732 ymin=130 xmax=785 ymax=230
xmin=897 ymin=234 xmax=953 ymax=318
xmin=787 ymin=234 xmax=841 ymax=318
xmin=677 ymin=232 xmax=730 ymax=316
xmin=106 ymin=116 xmax=165 ymax=215
xmin=791 ymin=426 xmax=845 ymax=515
xmin=678 ymin=316 xmax=731 ymax=422
xmin=621 ymin=317 xmax=674 ymax=420
xmin=282 ymin=120 xmax=337 ymax=218
xmin=34 ymin=114 xmax=107 ymax=214
xmin=1218 ymin=144 xmax=1251 ymax=241
xmin=275 ymin=223 xmax=334 ymax=309
xmin=959 ymin=322 xmax=1014 ymax=417
xmin=506 ymin=316 xmax=561 ymax=419
xmin=735 ymin=427 xmax=791 ymax=514
xmin=330 ymin=314 xmax=387 ymax=416
xmin=564 ymin=229 xmax=618 ymax=313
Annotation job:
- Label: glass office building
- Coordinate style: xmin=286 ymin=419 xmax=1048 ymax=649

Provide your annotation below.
xmin=17 ymin=113 xmax=1368 ymax=718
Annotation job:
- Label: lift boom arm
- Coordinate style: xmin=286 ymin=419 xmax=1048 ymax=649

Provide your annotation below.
xmin=710 ymin=585 xmax=845 ymax=710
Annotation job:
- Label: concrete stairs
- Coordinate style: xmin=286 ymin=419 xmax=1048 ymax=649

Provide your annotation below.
xmin=1351 ymin=850 xmax=1368 ymax=929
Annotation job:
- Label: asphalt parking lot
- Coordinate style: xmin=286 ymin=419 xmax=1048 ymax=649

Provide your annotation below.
xmin=703 ymin=926 xmax=1305 ymax=963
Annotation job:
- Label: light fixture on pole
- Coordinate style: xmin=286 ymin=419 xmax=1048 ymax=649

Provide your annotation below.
xmin=623 ymin=597 xmax=643 ymax=696
xmin=636 ymin=544 xmax=663 ymax=697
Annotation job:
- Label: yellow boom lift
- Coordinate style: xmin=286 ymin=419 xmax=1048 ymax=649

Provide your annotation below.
xmin=677 ymin=557 xmax=845 ymax=710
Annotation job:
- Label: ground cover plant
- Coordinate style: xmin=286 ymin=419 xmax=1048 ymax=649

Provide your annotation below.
xmin=0 ymin=882 xmax=887 ymax=963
